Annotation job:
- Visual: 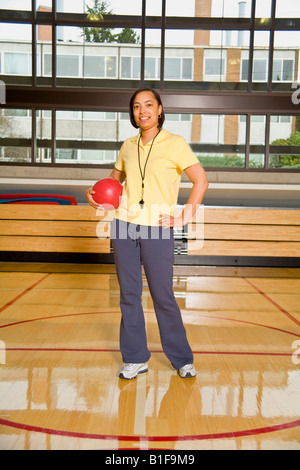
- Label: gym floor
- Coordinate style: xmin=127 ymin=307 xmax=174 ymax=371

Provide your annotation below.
xmin=0 ymin=263 xmax=299 ymax=450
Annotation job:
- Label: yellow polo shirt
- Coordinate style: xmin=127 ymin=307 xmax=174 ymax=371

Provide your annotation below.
xmin=114 ymin=129 xmax=199 ymax=226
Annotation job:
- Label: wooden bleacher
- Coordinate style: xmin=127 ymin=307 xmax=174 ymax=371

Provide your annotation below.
xmin=0 ymin=205 xmax=112 ymax=254
xmin=187 ymin=207 xmax=300 ymax=258
xmin=0 ymin=204 xmax=299 ymax=262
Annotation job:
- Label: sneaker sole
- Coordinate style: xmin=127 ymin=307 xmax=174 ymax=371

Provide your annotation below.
xmin=179 ymin=372 xmax=196 ymax=378
xmin=119 ymin=367 xmax=148 ymax=380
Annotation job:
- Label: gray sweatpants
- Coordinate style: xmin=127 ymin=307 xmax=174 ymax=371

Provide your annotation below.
xmin=111 ymin=218 xmax=193 ymax=369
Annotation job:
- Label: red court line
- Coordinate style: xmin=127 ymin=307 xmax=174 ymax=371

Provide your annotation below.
xmin=0 ymin=310 xmax=120 ymax=329
xmin=196 ymin=312 xmax=300 ymax=338
xmin=3 ymin=346 xmax=292 ymax=357
xmin=0 ymin=273 xmax=51 ymax=314
xmin=0 ymin=417 xmax=299 ymax=442
xmin=1 ymin=310 xmax=300 ymax=339
xmin=243 ymin=277 xmax=300 ymax=328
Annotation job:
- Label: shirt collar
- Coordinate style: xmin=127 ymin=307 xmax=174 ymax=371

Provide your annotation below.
xmin=131 ymin=129 xmax=169 ymax=145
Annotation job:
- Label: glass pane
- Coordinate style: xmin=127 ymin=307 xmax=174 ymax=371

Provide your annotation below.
xmin=255 ymin=0 xmax=272 ymax=19
xmin=36 ymin=24 xmax=52 ymax=85
xmin=147 ymin=0 xmax=162 ymax=16
xmin=36 ymin=0 xmax=52 ymax=11
xmin=187 ymin=114 xmax=246 ymax=168
xmin=57 ymin=0 xmax=142 ymax=15
xmin=269 ymin=116 xmax=300 ymax=169
xmin=55 ymin=25 xmax=141 ymax=86
xmin=1 ymin=108 xmax=32 ymax=138
xmin=166 ymin=0 xmax=195 ymax=17
xmin=119 ymin=33 xmax=141 ymax=81
xmin=4 ymin=53 xmax=29 ymax=75
xmin=36 ymin=110 xmax=51 ymax=163
xmin=55 ymin=110 xmax=119 ymax=164
xmin=0 ymin=146 xmax=31 ymax=163
xmin=166 ymin=0 xmax=251 ymax=17
xmin=252 ymin=31 xmax=270 ymax=91
xmin=1 ymin=0 xmax=31 ymax=10
xmin=275 ymin=0 xmax=300 ymax=18
xmin=80 ymin=149 xmax=116 ymax=164
xmin=164 ymin=29 xmax=249 ymax=90
xmin=145 ymin=30 xmax=160 ymax=82
xmin=0 ymin=108 xmax=32 ymax=163
xmin=249 ymin=115 xmax=266 ymax=168
xmin=0 ymin=23 xmax=32 ymax=85
xmin=82 ymin=111 xmax=117 ymax=141
xmin=272 ymin=31 xmax=300 ymax=91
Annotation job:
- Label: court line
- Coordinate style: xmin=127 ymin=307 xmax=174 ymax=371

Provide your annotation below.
xmin=243 ymin=277 xmax=300 ymax=327
xmin=3 ymin=347 xmax=293 ymax=357
xmin=0 ymin=417 xmax=299 ymax=442
xmin=0 ymin=311 xmax=119 ymax=329
xmin=0 ymin=273 xmax=51 ymax=314
xmin=1 ymin=310 xmax=299 ymax=339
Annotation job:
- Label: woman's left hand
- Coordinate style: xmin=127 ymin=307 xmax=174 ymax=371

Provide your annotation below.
xmin=158 ymin=214 xmax=184 ymax=228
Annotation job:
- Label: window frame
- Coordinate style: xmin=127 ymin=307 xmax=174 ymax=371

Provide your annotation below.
xmin=0 ymin=0 xmax=299 ymax=172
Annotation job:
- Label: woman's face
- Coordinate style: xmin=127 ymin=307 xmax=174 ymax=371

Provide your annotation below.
xmin=132 ymin=91 xmax=162 ymax=132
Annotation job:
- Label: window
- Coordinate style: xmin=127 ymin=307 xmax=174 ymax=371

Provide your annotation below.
xmin=253 ymin=59 xmax=268 ymax=82
xmin=188 ymin=114 xmax=247 ymax=168
xmin=119 ymin=55 xmax=140 ymax=80
xmin=272 ymin=59 xmax=294 ymax=82
xmin=57 ymin=55 xmax=79 ymax=77
xmin=166 ymin=0 xmax=251 ymax=18
xmin=0 ymin=108 xmax=32 ymax=163
xmin=241 ymin=57 xmax=268 ymax=82
xmin=275 ymin=0 xmax=300 ymax=18
xmin=0 ymin=23 xmax=32 ymax=84
xmin=269 ymin=115 xmax=300 ymax=169
xmin=272 ymin=32 xmax=300 ymax=89
xmin=57 ymin=0 xmax=142 ymax=16
xmin=0 ymin=1 xmax=299 ymax=172
xmin=204 ymin=57 xmax=226 ymax=78
xmin=36 ymin=109 xmax=51 ymax=163
xmin=164 ymin=57 xmax=193 ymax=81
xmin=164 ymin=58 xmax=181 ymax=80
xmin=1 ymin=0 xmax=31 ymax=10
xmin=4 ymin=53 xmax=30 ymax=75
xmin=252 ymin=31 xmax=270 ymax=89
xmin=249 ymin=115 xmax=266 ymax=168
xmin=83 ymin=56 xmax=117 ymax=78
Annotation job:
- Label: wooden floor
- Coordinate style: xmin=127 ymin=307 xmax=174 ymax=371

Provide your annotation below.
xmin=0 ymin=262 xmax=299 ymax=450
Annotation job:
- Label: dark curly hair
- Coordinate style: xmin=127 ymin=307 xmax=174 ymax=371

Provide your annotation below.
xmin=129 ymin=87 xmax=165 ymax=130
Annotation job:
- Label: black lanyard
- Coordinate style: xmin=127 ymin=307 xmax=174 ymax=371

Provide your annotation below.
xmin=137 ymin=130 xmax=160 ymax=208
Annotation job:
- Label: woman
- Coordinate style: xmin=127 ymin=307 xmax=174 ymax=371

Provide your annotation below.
xmin=86 ymin=87 xmax=209 ymax=380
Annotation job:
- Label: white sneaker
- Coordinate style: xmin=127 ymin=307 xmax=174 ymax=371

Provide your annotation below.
xmin=178 ymin=364 xmax=196 ymax=378
xmin=119 ymin=362 xmax=148 ymax=380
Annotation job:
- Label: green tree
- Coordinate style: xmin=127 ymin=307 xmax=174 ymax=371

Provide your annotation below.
xmin=83 ymin=0 xmax=140 ymax=44
xmin=271 ymin=130 xmax=300 ymax=168
xmin=115 ymin=27 xmax=140 ymax=44
xmin=83 ymin=0 xmax=114 ymax=43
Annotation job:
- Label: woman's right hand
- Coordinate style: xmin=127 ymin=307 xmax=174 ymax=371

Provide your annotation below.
xmin=85 ymin=187 xmax=101 ymax=210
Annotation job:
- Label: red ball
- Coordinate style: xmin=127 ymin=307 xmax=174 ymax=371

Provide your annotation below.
xmin=92 ymin=178 xmax=123 ymax=210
